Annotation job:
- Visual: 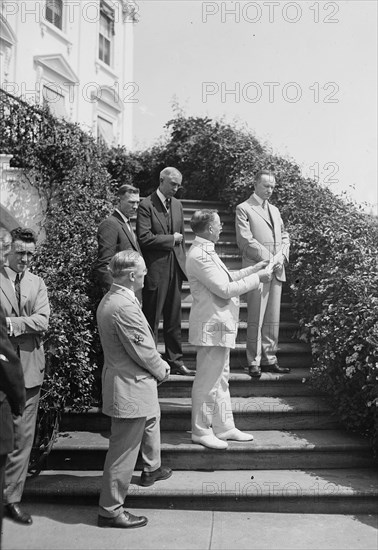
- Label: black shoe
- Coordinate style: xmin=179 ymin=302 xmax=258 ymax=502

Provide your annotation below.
xmin=170 ymin=364 xmax=195 ymax=376
xmin=5 ymin=503 xmax=33 ymax=525
xmin=140 ymin=466 xmax=172 ymax=487
xmin=248 ymin=365 xmax=262 ymax=378
xmin=98 ymin=511 xmax=148 ymax=529
xmin=261 ymin=363 xmax=291 ymax=374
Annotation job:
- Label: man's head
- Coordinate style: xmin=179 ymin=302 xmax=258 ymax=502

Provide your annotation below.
xmin=254 ymin=170 xmax=276 ymax=201
xmin=8 ymin=227 xmax=37 ymax=274
xmin=108 ymin=250 xmax=147 ymax=292
xmin=159 ymin=167 xmax=182 ymax=199
xmin=117 ymin=184 xmax=140 ymax=219
xmin=190 ymin=209 xmax=222 ymax=244
xmin=0 ymin=227 xmax=12 ymax=269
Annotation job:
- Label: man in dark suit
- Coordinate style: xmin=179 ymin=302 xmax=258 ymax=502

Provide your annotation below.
xmin=97 ymin=251 xmax=171 ymax=529
xmin=0 ymin=228 xmax=25 ymax=544
xmin=94 ymin=184 xmax=141 ymax=292
xmin=0 ymin=227 xmax=50 ymax=525
xmin=136 ymin=167 xmax=194 ymax=376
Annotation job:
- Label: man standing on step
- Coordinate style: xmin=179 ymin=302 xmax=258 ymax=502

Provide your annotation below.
xmin=94 ymin=184 xmax=141 ymax=293
xmin=0 ymin=227 xmax=50 ymax=525
xmin=186 ymin=210 xmax=271 ymax=450
xmin=235 ymin=170 xmax=291 ymax=378
xmin=0 ymin=228 xmax=25 ymax=544
xmin=136 ymin=167 xmax=195 ymax=376
xmin=97 ymin=251 xmax=171 ymax=529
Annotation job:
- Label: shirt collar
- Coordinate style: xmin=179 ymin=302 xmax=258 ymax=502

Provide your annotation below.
xmin=157 ymin=188 xmax=169 ymax=207
xmin=4 ymin=266 xmax=21 ymax=283
xmin=114 ymin=208 xmax=129 ymax=224
xmin=194 ymin=235 xmax=215 ymax=252
xmin=112 ymin=283 xmax=135 ymax=300
xmin=253 ymin=192 xmax=264 ymax=206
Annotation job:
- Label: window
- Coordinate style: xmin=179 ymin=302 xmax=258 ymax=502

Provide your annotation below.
xmin=97 ymin=116 xmax=114 ymax=146
xmin=45 ymin=0 xmax=63 ymax=30
xmin=99 ymin=2 xmax=114 ymax=66
xmin=43 ymin=84 xmax=66 ymax=118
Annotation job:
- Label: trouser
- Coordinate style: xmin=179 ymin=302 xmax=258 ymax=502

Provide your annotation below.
xmin=246 ymin=277 xmax=282 ymax=366
xmin=142 ymin=254 xmax=183 ymax=369
xmin=191 ymin=346 xmax=235 ymax=437
xmin=4 ymin=386 xmax=40 ymax=504
xmin=99 ymin=415 xmax=160 ymax=518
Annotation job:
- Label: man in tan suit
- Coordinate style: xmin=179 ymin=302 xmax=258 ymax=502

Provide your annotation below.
xmin=235 ymin=170 xmax=290 ymax=378
xmin=186 ymin=210 xmax=271 ymax=450
xmin=96 ymin=251 xmax=171 ymax=529
xmin=0 ymin=227 xmax=49 ymax=525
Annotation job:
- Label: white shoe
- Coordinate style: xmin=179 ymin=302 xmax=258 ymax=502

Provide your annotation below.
xmin=216 ymin=428 xmax=254 ymax=442
xmin=191 ymin=433 xmax=228 ymax=450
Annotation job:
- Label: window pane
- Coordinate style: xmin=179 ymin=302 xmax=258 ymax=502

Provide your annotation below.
xmin=97 ymin=116 xmax=114 ymax=146
xmin=43 ymin=85 xmax=66 ymax=118
xmin=46 ymin=0 xmax=63 ymax=30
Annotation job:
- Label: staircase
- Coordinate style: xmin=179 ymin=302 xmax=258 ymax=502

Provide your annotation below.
xmin=24 ymin=200 xmax=378 ymax=513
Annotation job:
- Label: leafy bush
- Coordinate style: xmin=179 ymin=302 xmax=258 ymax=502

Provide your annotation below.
xmin=0 ymin=90 xmax=113 ymax=412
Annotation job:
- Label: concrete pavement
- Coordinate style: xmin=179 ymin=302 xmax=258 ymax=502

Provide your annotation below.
xmin=2 ymin=503 xmax=378 ymax=550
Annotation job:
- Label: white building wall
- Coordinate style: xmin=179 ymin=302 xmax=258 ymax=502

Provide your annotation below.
xmin=1 ymin=0 xmax=136 ymax=149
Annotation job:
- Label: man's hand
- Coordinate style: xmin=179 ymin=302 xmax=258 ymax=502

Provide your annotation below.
xmin=173 ymin=232 xmax=183 ymax=245
xmin=250 ymin=260 xmax=269 ymax=273
xmin=257 ymin=268 xmax=272 ymax=284
xmin=158 ymin=366 xmax=171 ymax=385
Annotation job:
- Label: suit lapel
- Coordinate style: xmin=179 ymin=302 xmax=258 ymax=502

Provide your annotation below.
xmin=19 ymin=271 xmax=32 ymax=313
xmin=248 ymin=198 xmax=273 ymax=228
xmin=0 ymin=269 xmax=19 ymax=314
xmin=151 ymin=192 xmax=169 ymax=233
xmin=112 ymin=211 xmax=140 ymax=251
xmin=198 ymin=242 xmax=233 ymax=281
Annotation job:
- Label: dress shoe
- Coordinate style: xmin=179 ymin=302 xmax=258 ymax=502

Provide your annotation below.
xmin=261 ymin=363 xmax=291 ymax=374
xmin=140 ymin=465 xmax=172 ymax=487
xmin=170 ymin=364 xmax=195 ymax=376
xmin=216 ymin=428 xmax=254 ymax=442
xmin=98 ymin=511 xmax=148 ymax=529
xmin=5 ymin=503 xmax=33 ymax=525
xmin=249 ymin=365 xmax=262 ymax=378
xmin=192 ymin=433 xmax=228 ymax=450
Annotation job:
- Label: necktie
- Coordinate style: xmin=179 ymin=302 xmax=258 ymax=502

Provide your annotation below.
xmin=15 ymin=273 xmax=21 ymax=311
xmin=165 ymin=198 xmax=171 ymax=211
xmin=262 ymin=200 xmax=267 ymax=210
xmin=126 ymin=219 xmax=136 ymax=244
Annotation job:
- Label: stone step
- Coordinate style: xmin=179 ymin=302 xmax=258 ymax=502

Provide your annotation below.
xmin=61 ymin=396 xmax=340 ymax=433
xmin=43 ymin=430 xmax=376 ymax=471
xmin=180 ymin=301 xmax=296 ymax=322
xmin=159 ymin=320 xmax=301 ymax=344
xmin=158 ymin=342 xmax=312 ymax=370
xmin=23 ymin=468 xmax=378 ymax=514
xmin=157 ymin=368 xmax=320 ymax=398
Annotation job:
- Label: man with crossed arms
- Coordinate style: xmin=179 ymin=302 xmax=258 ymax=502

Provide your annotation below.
xmin=186 ymin=210 xmax=271 ymax=450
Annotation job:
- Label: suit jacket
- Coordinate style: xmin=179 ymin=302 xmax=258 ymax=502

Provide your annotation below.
xmin=186 ymin=238 xmax=261 ymax=348
xmin=0 ymin=306 xmax=25 ymax=455
xmin=0 ymin=268 xmax=50 ymax=388
xmin=235 ymin=195 xmax=290 ymax=282
xmin=94 ymin=210 xmax=141 ymax=289
xmin=136 ymin=192 xmax=187 ymax=289
xmin=97 ymin=284 xmax=169 ymax=419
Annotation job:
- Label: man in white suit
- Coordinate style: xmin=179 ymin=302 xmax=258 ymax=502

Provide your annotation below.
xmin=96 ymin=251 xmax=171 ymax=529
xmin=235 ymin=170 xmax=290 ymax=378
xmin=186 ymin=210 xmax=271 ymax=450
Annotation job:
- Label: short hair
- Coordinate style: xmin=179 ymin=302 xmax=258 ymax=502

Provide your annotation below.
xmin=10 ymin=227 xmax=37 ymax=244
xmin=255 ymin=169 xmax=276 ymax=183
xmin=0 ymin=227 xmax=11 ymax=245
xmin=108 ymin=250 xmax=142 ymax=279
xmin=159 ymin=167 xmax=182 ymax=181
xmin=190 ymin=210 xmax=218 ymax=234
xmin=117 ymin=184 xmax=139 ymax=198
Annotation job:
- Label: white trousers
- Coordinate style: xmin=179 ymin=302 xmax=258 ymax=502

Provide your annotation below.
xmin=191 ymin=346 xmax=235 ymax=437
xmin=246 ymin=277 xmax=282 ymax=366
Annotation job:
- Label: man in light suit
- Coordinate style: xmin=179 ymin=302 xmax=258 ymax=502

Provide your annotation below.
xmin=186 ymin=210 xmax=271 ymax=450
xmin=0 ymin=227 xmax=50 ymax=525
xmin=94 ymin=184 xmax=141 ymax=292
xmin=0 ymin=228 xmax=25 ymax=544
xmin=136 ymin=167 xmax=194 ymax=376
xmin=97 ymin=251 xmax=171 ymax=529
xmin=235 ymin=170 xmax=291 ymax=378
